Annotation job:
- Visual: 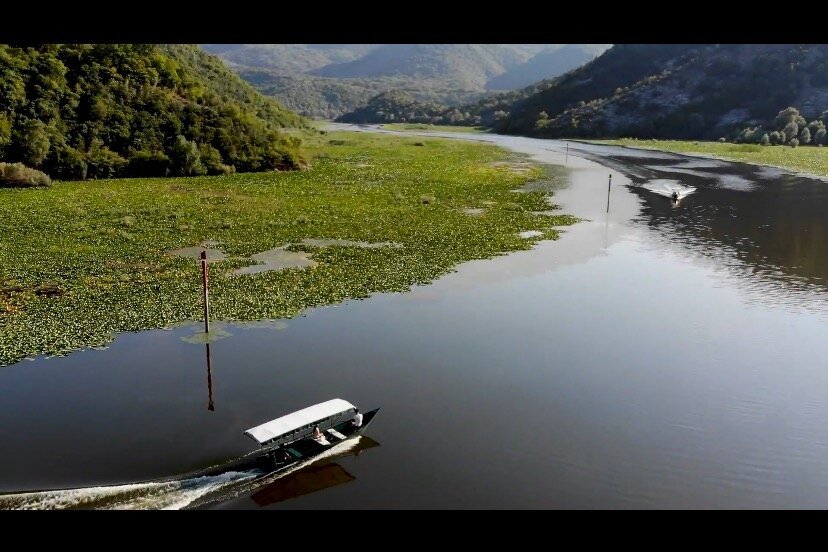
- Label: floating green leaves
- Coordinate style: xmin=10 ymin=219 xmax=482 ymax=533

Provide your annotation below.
xmin=0 ymin=131 xmax=574 ymax=366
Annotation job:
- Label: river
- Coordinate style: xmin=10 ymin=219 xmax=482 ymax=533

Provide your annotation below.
xmin=1 ymin=128 xmax=827 ymax=509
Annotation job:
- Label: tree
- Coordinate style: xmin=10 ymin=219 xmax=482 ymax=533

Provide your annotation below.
xmin=760 ymin=133 xmax=770 ymax=146
xmin=775 ymin=107 xmax=806 ymax=131
xmin=789 ymin=137 xmax=799 ymax=147
xmin=783 ymin=121 xmax=799 ymax=142
xmin=170 ymin=135 xmax=205 ymax=176
xmin=15 ymin=120 xmax=51 ymax=167
xmin=799 ymin=127 xmax=811 ymax=144
xmin=0 ymin=114 xmax=10 ymax=154
xmin=769 ymin=131 xmax=782 ymax=145
xmin=807 ymin=120 xmax=824 ymax=135
xmin=814 ymin=128 xmax=827 ymax=145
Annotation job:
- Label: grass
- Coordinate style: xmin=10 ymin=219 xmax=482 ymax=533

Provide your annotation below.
xmin=593 ymin=139 xmax=828 ymax=177
xmin=381 ymin=123 xmax=487 ymax=133
xmin=0 ymin=131 xmax=574 ymax=365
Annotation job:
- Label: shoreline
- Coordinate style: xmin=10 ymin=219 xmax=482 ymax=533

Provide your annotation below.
xmin=576 ymin=139 xmax=828 ymax=182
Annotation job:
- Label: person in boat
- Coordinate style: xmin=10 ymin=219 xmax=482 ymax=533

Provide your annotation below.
xmin=275 ymin=448 xmax=292 ymax=463
xmin=351 ymin=408 xmax=363 ymax=428
xmin=312 ymin=425 xmax=324 ymax=441
xmin=671 ymin=190 xmax=679 ymax=201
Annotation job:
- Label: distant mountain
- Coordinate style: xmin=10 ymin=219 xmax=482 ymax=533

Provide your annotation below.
xmin=497 ymin=44 xmax=828 ymax=140
xmin=205 ymin=44 xmax=607 ymax=119
xmin=202 ymin=44 xmax=379 ymax=74
xmin=486 ymin=44 xmax=609 ymax=90
xmin=308 ymin=44 xmax=547 ymax=88
xmin=0 ymin=44 xmax=306 ymax=180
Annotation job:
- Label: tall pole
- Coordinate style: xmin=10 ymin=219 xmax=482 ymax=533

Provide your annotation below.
xmin=606 ymin=174 xmax=612 ymax=213
xmin=566 ymin=142 xmax=569 ymax=164
xmin=200 ymin=250 xmax=210 ymax=334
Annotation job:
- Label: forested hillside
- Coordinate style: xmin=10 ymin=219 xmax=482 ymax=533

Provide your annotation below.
xmin=0 ymin=44 xmax=307 ymax=181
xmin=497 ymin=44 xmax=828 ymax=140
xmin=335 ymin=79 xmax=560 ymax=126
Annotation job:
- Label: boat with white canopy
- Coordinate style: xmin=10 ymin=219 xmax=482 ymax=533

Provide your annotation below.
xmin=182 ymin=398 xmax=380 ymax=484
xmin=241 ymin=398 xmax=380 ymax=470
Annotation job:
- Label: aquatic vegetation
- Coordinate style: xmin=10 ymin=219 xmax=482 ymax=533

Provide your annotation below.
xmin=0 ymin=132 xmax=573 ymax=365
xmin=595 ymin=139 xmax=828 ymax=178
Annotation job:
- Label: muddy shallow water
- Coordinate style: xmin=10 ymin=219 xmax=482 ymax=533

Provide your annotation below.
xmin=2 ymin=129 xmax=828 ymax=509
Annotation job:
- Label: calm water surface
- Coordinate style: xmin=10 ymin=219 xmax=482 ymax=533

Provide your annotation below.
xmin=1 ymin=130 xmax=827 ymax=509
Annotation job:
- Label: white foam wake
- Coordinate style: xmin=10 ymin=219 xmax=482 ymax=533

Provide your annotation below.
xmin=0 ymin=436 xmax=365 ymax=510
xmin=0 ymin=470 xmax=259 ymax=510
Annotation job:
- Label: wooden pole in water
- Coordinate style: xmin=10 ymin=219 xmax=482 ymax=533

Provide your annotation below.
xmin=200 ymin=250 xmax=210 ymax=334
xmin=606 ymin=173 xmax=612 ymax=213
xmin=566 ymin=142 xmax=569 ymax=164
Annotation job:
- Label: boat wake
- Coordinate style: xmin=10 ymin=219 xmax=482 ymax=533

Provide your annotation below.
xmin=0 ymin=436 xmax=366 ymax=510
xmin=643 ymin=179 xmax=696 ymax=199
xmin=0 ymin=470 xmax=260 ymax=510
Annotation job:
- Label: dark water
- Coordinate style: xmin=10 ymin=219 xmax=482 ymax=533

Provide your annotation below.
xmin=2 ymin=131 xmax=828 ymax=509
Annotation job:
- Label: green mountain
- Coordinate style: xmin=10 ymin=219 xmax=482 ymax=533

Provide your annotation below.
xmin=497 ymin=44 xmax=828 ymax=139
xmin=205 ymin=44 xmax=607 ymax=119
xmin=336 ymin=79 xmax=560 ymax=127
xmin=0 ymin=44 xmax=307 ymax=181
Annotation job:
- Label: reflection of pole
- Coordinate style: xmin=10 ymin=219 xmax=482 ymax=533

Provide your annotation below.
xmin=206 ymin=342 xmax=214 ymax=412
xmin=606 ymin=174 xmax=612 ymax=213
xmin=200 ymin=250 xmax=210 ymax=334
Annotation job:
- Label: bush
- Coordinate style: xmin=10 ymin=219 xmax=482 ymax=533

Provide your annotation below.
xmin=87 ymin=146 xmax=127 ymax=179
xmin=760 ymin=133 xmax=770 ymax=146
xmin=49 ymin=146 xmax=88 ymax=180
xmin=799 ymin=127 xmax=811 ymax=144
xmin=198 ymin=144 xmax=233 ymax=176
xmin=769 ymin=131 xmax=782 ymax=145
xmin=815 ymin=128 xmax=827 ymax=145
xmin=127 ymin=151 xmax=171 ymax=177
xmin=718 ymin=137 xmax=726 ymax=142
xmin=789 ymin=138 xmax=799 ymax=148
xmin=0 ymin=162 xmax=52 ymax=187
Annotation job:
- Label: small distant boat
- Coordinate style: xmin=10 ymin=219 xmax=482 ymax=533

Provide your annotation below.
xmin=644 ymin=179 xmax=696 ymax=201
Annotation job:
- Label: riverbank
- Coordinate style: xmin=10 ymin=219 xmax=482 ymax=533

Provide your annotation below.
xmin=0 ymin=131 xmax=574 ymax=365
xmin=590 ymin=138 xmax=828 ymax=179
xmin=380 ymin=123 xmax=487 ymax=133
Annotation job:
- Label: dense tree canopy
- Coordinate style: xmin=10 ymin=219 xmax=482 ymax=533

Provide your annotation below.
xmin=0 ymin=44 xmax=307 ymax=180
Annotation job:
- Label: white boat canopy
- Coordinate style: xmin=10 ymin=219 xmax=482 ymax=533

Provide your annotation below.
xmin=244 ymin=398 xmax=356 ymax=445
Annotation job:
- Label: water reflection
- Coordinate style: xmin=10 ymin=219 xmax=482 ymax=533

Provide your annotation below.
xmin=564 ymin=143 xmax=828 ymax=314
xmin=206 ymin=343 xmax=214 ymax=412
xmin=247 ymin=436 xmax=380 ymax=508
